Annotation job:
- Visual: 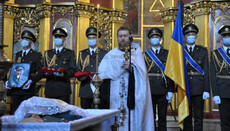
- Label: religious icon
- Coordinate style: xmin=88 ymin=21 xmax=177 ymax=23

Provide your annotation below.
xmin=8 ymin=63 xmax=31 ymax=88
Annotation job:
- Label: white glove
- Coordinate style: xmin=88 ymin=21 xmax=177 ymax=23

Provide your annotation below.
xmin=53 ymin=72 xmax=64 ymax=77
xmin=22 ymin=80 xmax=32 ymax=89
xmin=213 ymin=96 xmax=221 ymax=105
xmin=166 ymin=92 xmax=174 ymax=103
xmin=202 ymin=92 xmax=210 ymax=100
xmin=5 ymin=81 xmax=11 ymax=89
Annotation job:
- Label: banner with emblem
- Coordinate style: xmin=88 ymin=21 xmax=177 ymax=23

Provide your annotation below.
xmin=8 ymin=63 xmax=31 ymax=88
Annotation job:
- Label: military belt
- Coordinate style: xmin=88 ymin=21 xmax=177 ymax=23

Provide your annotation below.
xmin=148 ymin=73 xmax=162 ymax=77
xmin=216 ymin=75 xmax=230 ymax=79
xmin=188 ymin=71 xmax=200 ymax=76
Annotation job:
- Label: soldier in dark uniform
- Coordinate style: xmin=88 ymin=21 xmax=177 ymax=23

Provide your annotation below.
xmin=5 ymin=30 xmax=43 ymax=114
xmin=77 ymin=26 xmax=108 ymax=109
xmin=42 ymin=28 xmax=76 ymax=103
xmin=210 ymin=25 xmax=230 ymax=131
xmin=183 ymin=24 xmax=210 ymax=131
xmin=143 ymin=27 xmax=174 ymax=131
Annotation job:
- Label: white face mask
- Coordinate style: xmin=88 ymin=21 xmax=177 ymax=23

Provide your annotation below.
xmin=21 ymin=40 xmax=29 ymax=47
xmin=223 ymin=38 xmax=230 ymax=46
xmin=186 ymin=35 xmax=196 ymax=44
xmin=54 ymin=38 xmax=63 ymax=46
xmin=150 ymin=38 xmax=160 ymax=46
xmin=88 ymin=40 xmax=97 ymax=47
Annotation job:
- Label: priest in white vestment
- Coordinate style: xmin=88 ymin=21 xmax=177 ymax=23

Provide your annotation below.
xmin=99 ymin=26 xmax=154 ymax=131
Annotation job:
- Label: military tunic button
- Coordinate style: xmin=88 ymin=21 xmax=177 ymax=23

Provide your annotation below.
xmin=55 ymin=64 xmax=57 ymax=66
xmin=190 ymin=77 xmax=192 ymax=80
xmin=22 ymin=60 xmax=24 ymax=61
xmin=91 ymin=65 xmax=93 ymax=67
xmin=157 ymin=77 xmax=159 ymax=79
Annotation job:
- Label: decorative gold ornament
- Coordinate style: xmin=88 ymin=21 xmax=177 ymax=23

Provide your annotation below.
xmin=90 ymin=8 xmax=127 ymax=50
xmin=14 ymin=7 xmax=40 ymax=43
xmin=159 ymin=7 xmax=178 ymax=23
xmin=35 ymin=3 xmax=52 ymax=19
xmin=211 ymin=2 xmax=230 ymax=21
xmin=52 ymin=6 xmax=75 ymax=23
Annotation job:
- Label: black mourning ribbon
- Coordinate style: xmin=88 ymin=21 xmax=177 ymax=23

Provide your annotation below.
xmin=127 ymin=67 xmax=135 ymax=110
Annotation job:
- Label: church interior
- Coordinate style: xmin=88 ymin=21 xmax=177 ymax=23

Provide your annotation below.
xmin=0 ymin=0 xmax=229 ymax=130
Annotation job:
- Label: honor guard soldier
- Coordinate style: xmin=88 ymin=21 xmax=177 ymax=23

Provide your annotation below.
xmin=5 ymin=30 xmax=43 ymax=114
xmin=77 ymin=26 xmax=108 ymax=109
xmin=42 ymin=28 xmax=76 ymax=103
xmin=143 ymin=27 xmax=175 ymax=131
xmin=183 ymin=24 xmax=210 ymax=131
xmin=210 ymin=25 xmax=230 ymax=131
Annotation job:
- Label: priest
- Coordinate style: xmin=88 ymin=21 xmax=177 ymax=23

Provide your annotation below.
xmin=98 ymin=26 xmax=154 ymax=131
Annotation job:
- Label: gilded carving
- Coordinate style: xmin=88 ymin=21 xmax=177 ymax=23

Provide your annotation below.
xmin=211 ymin=2 xmax=230 ymax=21
xmin=90 ymin=8 xmax=127 ymax=50
xmin=4 ymin=5 xmax=18 ymax=18
xmin=184 ymin=6 xmax=195 ymax=25
xmin=35 ymin=4 xmax=52 ymax=19
xmin=75 ymin=3 xmax=94 ymax=17
xmin=159 ymin=8 xmax=178 ymax=23
xmin=192 ymin=1 xmax=211 ymax=16
xmin=14 ymin=8 xmax=40 ymax=43
xmin=52 ymin=6 xmax=75 ymax=23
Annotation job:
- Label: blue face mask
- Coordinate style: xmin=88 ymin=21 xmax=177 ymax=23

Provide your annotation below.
xmin=186 ymin=35 xmax=196 ymax=44
xmin=88 ymin=40 xmax=97 ymax=47
xmin=223 ymin=38 xmax=230 ymax=46
xmin=21 ymin=40 xmax=29 ymax=47
xmin=54 ymin=38 xmax=63 ymax=46
xmin=150 ymin=38 xmax=160 ymax=46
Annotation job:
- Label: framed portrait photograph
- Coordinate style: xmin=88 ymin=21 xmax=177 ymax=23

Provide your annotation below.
xmin=8 ymin=63 xmax=31 ymax=88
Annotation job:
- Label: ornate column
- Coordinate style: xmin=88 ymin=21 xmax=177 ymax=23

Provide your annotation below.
xmin=0 ymin=0 xmax=13 ymax=119
xmin=75 ymin=2 xmax=93 ymax=107
xmin=111 ymin=0 xmax=126 ymax=49
xmin=192 ymin=0 xmax=211 ymax=48
xmin=3 ymin=2 xmax=16 ymax=59
xmin=160 ymin=7 xmax=177 ymax=50
xmin=110 ymin=9 xmax=127 ymax=49
xmin=36 ymin=3 xmax=52 ymax=55
xmin=75 ymin=2 xmax=93 ymax=59
xmin=187 ymin=0 xmax=211 ymax=113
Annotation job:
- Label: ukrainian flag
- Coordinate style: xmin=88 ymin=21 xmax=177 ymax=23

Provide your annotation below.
xmin=164 ymin=2 xmax=190 ymax=130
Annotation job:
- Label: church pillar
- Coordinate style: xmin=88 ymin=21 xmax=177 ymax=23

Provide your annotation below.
xmin=160 ymin=1 xmax=178 ymax=110
xmin=36 ymin=3 xmax=52 ymax=55
xmin=192 ymin=0 xmax=211 ymax=113
xmin=75 ymin=2 xmax=93 ymax=106
xmin=111 ymin=0 xmax=125 ymax=49
xmin=3 ymin=1 xmax=16 ymax=59
xmin=193 ymin=0 xmax=211 ymax=48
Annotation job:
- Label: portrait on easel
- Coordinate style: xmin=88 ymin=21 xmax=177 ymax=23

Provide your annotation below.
xmin=8 ymin=63 xmax=31 ymax=88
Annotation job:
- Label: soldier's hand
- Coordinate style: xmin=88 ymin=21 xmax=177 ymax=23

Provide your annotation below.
xmin=122 ymin=60 xmax=130 ymax=71
xmin=53 ymin=72 xmax=64 ymax=77
xmin=213 ymin=96 xmax=221 ymax=105
xmin=5 ymin=81 xmax=11 ymax=89
xmin=166 ymin=92 xmax=174 ymax=103
xmin=202 ymin=92 xmax=210 ymax=100
xmin=22 ymin=80 xmax=32 ymax=89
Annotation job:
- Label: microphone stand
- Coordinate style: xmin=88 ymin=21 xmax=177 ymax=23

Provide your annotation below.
xmin=127 ymin=35 xmax=133 ymax=131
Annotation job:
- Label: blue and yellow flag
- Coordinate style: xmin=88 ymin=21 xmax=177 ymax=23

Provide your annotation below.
xmin=164 ymin=3 xmax=190 ymax=130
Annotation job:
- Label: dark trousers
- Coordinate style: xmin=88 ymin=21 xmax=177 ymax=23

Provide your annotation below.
xmin=11 ymin=95 xmax=33 ymax=115
xmin=46 ymin=95 xmax=70 ymax=104
xmin=152 ymin=94 xmax=168 ymax=131
xmin=183 ymin=95 xmax=204 ymax=131
xmin=81 ymin=98 xmax=93 ymax=109
xmin=219 ymin=98 xmax=230 ymax=131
